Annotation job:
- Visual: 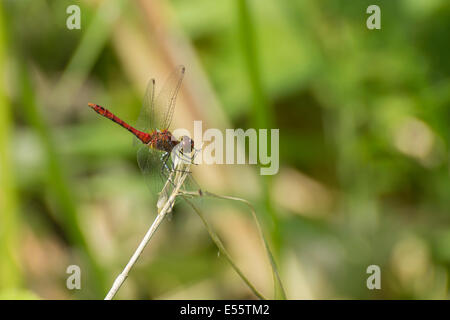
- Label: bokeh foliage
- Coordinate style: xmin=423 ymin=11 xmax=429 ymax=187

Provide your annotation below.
xmin=0 ymin=0 xmax=448 ymax=299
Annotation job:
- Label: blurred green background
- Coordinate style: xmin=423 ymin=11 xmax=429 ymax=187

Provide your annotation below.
xmin=0 ymin=0 xmax=449 ymax=299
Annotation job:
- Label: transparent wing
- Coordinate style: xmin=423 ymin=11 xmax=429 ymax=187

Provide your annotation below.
xmin=166 ymin=146 xmax=203 ymax=204
xmin=138 ymin=144 xmax=202 ymax=210
xmin=133 ymin=78 xmax=156 ymax=147
xmin=134 ymin=65 xmax=185 ymax=140
xmin=136 ymin=145 xmax=167 ymax=202
xmin=134 ymin=66 xmax=188 ymax=208
xmin=155 ymin=65 xmax=185 ymax=130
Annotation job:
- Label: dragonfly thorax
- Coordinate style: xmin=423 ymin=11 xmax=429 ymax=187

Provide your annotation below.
xmin=148 ymin=130 xmax=194 ymax=155
xmin=148 ymin=130 xmax=177 ymax=153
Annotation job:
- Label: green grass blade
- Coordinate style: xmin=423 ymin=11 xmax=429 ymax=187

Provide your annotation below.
xmin=236 ymin=0 xmax=282 ymax=274
xmin=0 ymin=3 xmax=22 ymax=291
xmin=18 ymin=63 xmax=106 ymax=298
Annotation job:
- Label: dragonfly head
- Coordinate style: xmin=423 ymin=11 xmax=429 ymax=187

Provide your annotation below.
xmin=179 ymin=135 xmax=195 ymax=154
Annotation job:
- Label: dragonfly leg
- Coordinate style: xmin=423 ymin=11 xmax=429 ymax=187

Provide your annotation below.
xmin=169 ymin=154 xmax=193 ymax=174
xmin=160 ymin=152 xmax=175 ymax=182
xmin=161 ymin=152 xmax=173 ymax=172
xmin=172 ymin=148 xmax=197 ymax=165
xmin=160 ymin=167 xmax=176 ymax=188
xmin=169 ymin=168 xmax=192 ymax=175
xmin=163 ymin=162 xmax=192 ymax=176
xmin=161 ymin=152 xmax=191 ymax=187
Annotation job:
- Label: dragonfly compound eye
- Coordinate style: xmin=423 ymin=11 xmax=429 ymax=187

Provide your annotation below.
xmin=180 ymin=136 xmax=194 ymax=154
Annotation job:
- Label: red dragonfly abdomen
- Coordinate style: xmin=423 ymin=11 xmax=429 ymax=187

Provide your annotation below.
xmin=88 ymin=103 xmax=151 ymax=144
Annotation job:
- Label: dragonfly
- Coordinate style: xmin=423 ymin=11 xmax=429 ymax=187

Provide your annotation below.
xmin=88 ymin=65 xmax=200 ymax=207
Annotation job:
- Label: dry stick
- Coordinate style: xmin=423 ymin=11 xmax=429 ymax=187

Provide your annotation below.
xmin=104 ymin=154 xmax=268 ymax=300
xmin=104 ymin=205 xmax=167 ymax=300
xmin=104 ymin=160 xmax=188 ymax=300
